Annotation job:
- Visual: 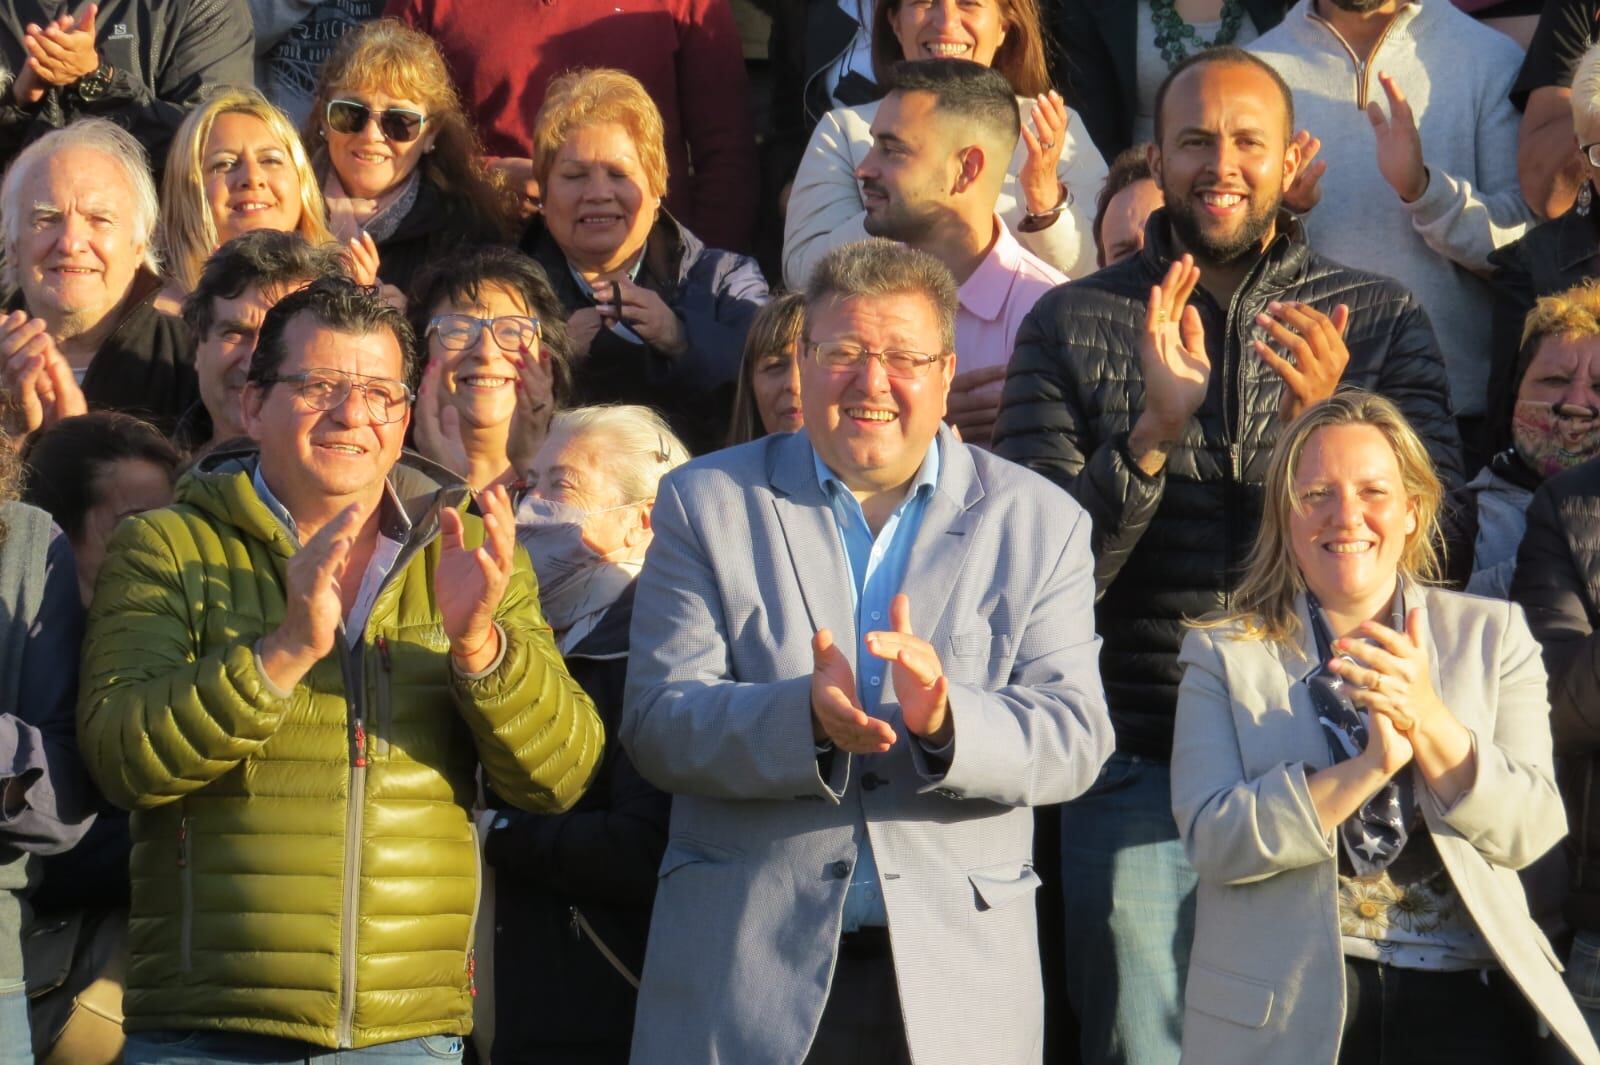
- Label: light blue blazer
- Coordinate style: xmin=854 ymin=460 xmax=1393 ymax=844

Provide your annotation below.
xmin=621 ymin=426 xmax=1113 ymax=1065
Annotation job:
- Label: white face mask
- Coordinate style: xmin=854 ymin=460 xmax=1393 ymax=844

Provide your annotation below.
xmin=514 ymin=495 xmax=640 ymax=640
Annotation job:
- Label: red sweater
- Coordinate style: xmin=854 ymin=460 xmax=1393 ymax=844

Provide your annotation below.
xmin=387 ymin=0 xmax=758 ymax=252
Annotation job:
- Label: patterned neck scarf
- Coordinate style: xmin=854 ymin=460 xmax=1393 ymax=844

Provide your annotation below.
xmin=1304 ymin=586 xmax=1414 ymax=876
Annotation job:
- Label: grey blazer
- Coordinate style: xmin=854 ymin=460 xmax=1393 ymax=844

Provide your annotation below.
xmin=621 ymin=426 xmax=1114 ymax=1065
xmin=1171 ymin=584 xmax=1599 ymax=1065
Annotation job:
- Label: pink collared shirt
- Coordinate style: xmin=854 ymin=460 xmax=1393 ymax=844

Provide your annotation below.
xmin=956 ymin=219 xmax=1068 ymax=406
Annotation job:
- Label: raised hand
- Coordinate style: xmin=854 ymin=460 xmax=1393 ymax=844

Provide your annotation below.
xmin=1254 ymin=301 xmax=1351 ymax=422
xmin=436 ymin=483 xmax=516 ymax=672
xmin=412 ymin=358 xmax=471 ymax=477
xmin=1020 ymin=90 xmax=1070 ymax=217
xmin=345 ymin=232 xmax=382 ymax=287
xmin=1367 ymin=72 xmax=1428 ymax=204
xmin=1283 ymin=129 xmax=1326 ymax=214
xmin=944 ymin=365 xmax=1007 ymax=446
xmin=1141 ymin=255 xmax=1211 ymax=428
xmin=811 ymin=628 xmax=895 ymax=754
xmin=1 ymin=312 xmax=86 ymax=436
xmin=258 ymin=504 xmax=361 ymax=690
xmin=866 ymin=594 xmax=951 ymax=746
xmin=507 ymin=342 xmax=555 ymax=477
xmin=22 ymin=5 xmax=98 ymax=89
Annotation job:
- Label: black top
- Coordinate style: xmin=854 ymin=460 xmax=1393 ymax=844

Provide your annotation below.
xmin=1513 ymin=0 xmax=1600 ymax=109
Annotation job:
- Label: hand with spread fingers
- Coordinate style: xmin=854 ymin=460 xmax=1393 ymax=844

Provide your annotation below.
xmin=1367 ymin=71 xmax=1429 ymax=204
xmin=412 ymin=359 xmax=471 ymax=477
xmin=1020 ymin=90 xmax=1070 ymax=218
xmin=866 ymin=593 xmax=952 ymax=747
xmin=1253 ymin=300 xmax=1351 ymax=423
xmin=507 ymin=342 xmax=555 ymax=476
xmin=1136 ymin=254 xmax=1211 ymax=439
xmin=258 ymin=504 xmax=362 ymax=690
xmin=437 ymin=483 xmax=517 ymax=673
xmin=1283 ymin=129 xmax=1327 ymax=214
xmin=811 ymin=628 xmax=897 ymax=755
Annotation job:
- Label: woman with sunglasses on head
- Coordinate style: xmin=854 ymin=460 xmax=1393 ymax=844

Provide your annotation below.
xmin=407 ymin=246 xmax=574 ymax=494
xmin=1169 ymin=391 xmax=1599 ymax=1065
xmin=306 ymin=19 xmax=516 ymax=296
xmin=521 ymin=68 xmax=768 ymax=456
xmin=158 ymin=87 xmax=333 ymax=311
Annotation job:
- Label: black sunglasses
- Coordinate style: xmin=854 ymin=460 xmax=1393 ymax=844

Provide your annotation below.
xmin=325 ymin=99 xmax=427 ymax=143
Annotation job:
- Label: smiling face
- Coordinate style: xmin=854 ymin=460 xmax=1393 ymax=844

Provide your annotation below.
xmin=197 ymin=282 xmax=300 ymax=442
xmin=890 ymin=0 xmax=1009 ymax=67
xmin=541 ymin=122 xmax=658 ymax=275
xmin=14 ymin=146 xmax=147 ymax=330
xmin=242 ymin=315 xmax=410 ymax=520
xmin=801 ymin=291 xmax=955 ymax=498
xmin=858 ymin=90 xmax=959 ymax=244
xmin=1099 ymin=177 xmax=1163 ymax=266
xmin=1152 ymin=60 xmax=1296 ymax=266
xmin=427 ymin=283 xmax=530 ymax=431
xmin=203 ymin=111 xmax=304 ymax=243
xmin=1287 ymin=423 xmax=1417 ymax=617
xmin=321 ymin=87 xmax=438 ymax=200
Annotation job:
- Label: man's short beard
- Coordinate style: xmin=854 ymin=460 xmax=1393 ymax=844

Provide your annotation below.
xmin=1165 ymin=192 xmax=1278 ymax=266
xmin=861 ymin=183 xmax=942 ymax=246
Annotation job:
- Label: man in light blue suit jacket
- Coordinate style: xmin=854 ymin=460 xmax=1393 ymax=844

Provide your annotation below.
xmin=622 ymin=239 xmax=1114 ymax=1065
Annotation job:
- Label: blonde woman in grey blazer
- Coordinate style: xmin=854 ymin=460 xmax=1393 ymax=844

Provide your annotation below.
xmin=1171 ymin=391 xmax=1600 ymax=1065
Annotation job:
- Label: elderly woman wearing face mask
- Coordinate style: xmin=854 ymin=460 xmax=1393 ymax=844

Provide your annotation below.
xmin=1171 ymin=391 xmax=1599 ymax=1065
xmin=408 ymin=245 xmax=573 ymax=494
xmin=1445 ymin=282 xmax=1600 ymax=599
xmin=483 ymin=405 xmax=688 ymax=1064
xmin=520 ymin=68 xmax=769 ymax=456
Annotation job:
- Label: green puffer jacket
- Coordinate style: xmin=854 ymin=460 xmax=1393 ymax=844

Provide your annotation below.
xmin=77 ymin=448 xmax=603 ymax=1048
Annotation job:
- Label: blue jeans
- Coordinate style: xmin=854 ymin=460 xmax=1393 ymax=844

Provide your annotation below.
xmin=0 ymin=988 xmax=34 ymax=1065
xmin=1564 ymin=928 xmax=1600 ymax=1057
xmin=1058 ymin=751 xmax=1197 ymax=1065
xmin=122 ymin=1029 xmax=464 ymax=1064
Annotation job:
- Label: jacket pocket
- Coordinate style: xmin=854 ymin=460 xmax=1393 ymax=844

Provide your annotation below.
xmin=947 ymin=632 xmax=1014 ymax=660
xmin=1187 ymin=961 xmax=1275 ymax=1029
xmin=967 ymin=861 xmax=1042 ymax=911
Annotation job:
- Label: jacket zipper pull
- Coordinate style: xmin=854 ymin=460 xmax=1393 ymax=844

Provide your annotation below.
xmin=466 ymin=948 xmax=477 ymax=997
xmin=569 ymin=906 xmax=582 ymax=942
xmin=177 ymin=816 xmax=189 ymax=867
xmin=353 ymin=719 xmax=368 ymax=768
xmin=377 ymin=635 xmax=393 ymax=672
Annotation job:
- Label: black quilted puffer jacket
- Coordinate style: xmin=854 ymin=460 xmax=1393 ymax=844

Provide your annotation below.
xmin=993 ymin=211 xmax=1464 ymax=759
xmin=1511 ymin=460 xmax=1600 ymax=931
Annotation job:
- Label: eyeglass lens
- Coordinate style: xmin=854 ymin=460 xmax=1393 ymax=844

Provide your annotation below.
xmin=431 ymin=315 xmax=540 ymax=352
xmin=299 ymin=371 xmax=410 ymax=422
xmin=327 ymin=100 xmax=424 ymax=143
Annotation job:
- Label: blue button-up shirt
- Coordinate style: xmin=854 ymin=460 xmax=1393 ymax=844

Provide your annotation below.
xmin=811 ymin=437 xmax=941 ymax=931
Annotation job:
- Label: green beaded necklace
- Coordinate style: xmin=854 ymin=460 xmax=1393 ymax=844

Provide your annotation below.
xmin=1150 ymin=0 xmax=1247 ymax=68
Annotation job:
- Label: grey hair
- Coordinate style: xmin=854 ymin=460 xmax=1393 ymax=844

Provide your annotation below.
xmin=804 ymin=238 xmax=958 ymax=354
xmin=545 ymin=404 xmax=690 ymax=505
xmin=1 ymin=118 xmax=162 ymax=288
xmin=1575 ymin=43 xmax=1600 ymax=135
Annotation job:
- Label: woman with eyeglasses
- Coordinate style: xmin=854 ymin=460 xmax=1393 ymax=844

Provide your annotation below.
xmin=158 ymin=87 xmax=333 ymax=308
xmin=486 ymin=405 xmax=688 ymax=1065
xmin=1169 ymin=391 xmax=1598 ymax=1065
xmin=520 ymin=68 xmax=769 ymax=456
xmin=406 ymin=246 xmax=573 ymax=494
xmin=306 ymin=19 xmax=516 ymax=296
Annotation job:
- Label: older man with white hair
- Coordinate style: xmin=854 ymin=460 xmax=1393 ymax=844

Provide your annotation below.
xmin=0 ymin=117 xmax=194 ymax=441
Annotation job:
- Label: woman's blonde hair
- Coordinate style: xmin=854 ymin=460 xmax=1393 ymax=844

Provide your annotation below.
xmin=160 ymin=87 xmax=331 ymax=293
xmin=872 ymin=0 xmax=1051 ymax=99
xmin=307 ymin=19 xmax=515 ymax=240
xmin=1197 ymin=391 xmax=1443 ymax=645
xmin=531 ymin=68 xmax=669 ymax=199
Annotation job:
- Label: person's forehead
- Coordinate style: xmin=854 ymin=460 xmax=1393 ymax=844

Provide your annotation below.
xmin=1530 ymin=332 xmax=1600 ymax=369
xmin=432 ymin=282 xmax=531 ymax=317
xmin=278 ymin=315 xmax=405 ymax=377
xmin=205 ymin=111 xmax=286 ymax=150
xmin=1164 ymin=61 xmax=1287 ymax=133
xmin=874 ymin=91 xmax=941 ymax=136
xmin=215 ymin=284 xmax=284 ymax=322
xmin=811 ymin=291 xmax=943 ymax=343
xmin=32 ymin=147 xmax=137 ymax=205
xmin=1296 ymin=424 xmax=1399 ymax=478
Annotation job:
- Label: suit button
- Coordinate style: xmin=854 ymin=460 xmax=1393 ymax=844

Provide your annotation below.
xmin=862 ymin=772 xmax=885 ymax=791
xmin=830 ymin=860 xmax=851 ymax=879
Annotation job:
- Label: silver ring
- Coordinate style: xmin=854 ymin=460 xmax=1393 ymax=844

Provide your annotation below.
xmin=1372 ymin=673 xmax=1385 ymax=693
xmin=1039 ymin=139 xmax=1054 ymax=151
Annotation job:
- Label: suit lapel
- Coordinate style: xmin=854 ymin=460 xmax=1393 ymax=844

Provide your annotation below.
xmin=768 ymin=433 xmax=858 ymax=661
xmin=1253 ymin=594 xmax=1334 ymax=774
xmin=901 ymin=431 xmax=982 ymax=646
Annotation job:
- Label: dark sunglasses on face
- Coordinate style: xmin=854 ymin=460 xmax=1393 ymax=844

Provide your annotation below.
xmin=325 ymin=99 xmax=428 ymax=143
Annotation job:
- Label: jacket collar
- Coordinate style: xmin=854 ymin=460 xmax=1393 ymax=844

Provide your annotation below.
xmin=1136 ymin=207 xmax=1311 ymax=294
xmin=522 ymin=209 xmax=701 ymax=296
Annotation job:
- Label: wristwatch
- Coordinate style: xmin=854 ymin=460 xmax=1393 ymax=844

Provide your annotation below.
xmin=72 ymin=63 xmax=115 ymax=103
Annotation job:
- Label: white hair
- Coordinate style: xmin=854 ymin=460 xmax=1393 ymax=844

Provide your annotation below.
xmin=1 ymin=118 xmax=163 ymax=289
xmin=546 ymin=404 xmax=691 ymax=504
xmin=1574 ymin=43 xmax=1600 ymax=134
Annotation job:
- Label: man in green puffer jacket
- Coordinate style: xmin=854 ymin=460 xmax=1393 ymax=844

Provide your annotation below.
xmin=77 ymin=277 xmax=604 ymax=1059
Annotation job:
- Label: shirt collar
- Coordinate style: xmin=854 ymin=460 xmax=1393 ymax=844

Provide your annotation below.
xmin=810 ymin=434 xmax=942 ymax=512
xmin=957 ymin=217 xmax=1023 ymax=324
xmin=251 ymin=461 xmax=412 ymax=544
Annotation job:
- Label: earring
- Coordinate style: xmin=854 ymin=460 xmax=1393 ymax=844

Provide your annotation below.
xmin=1579 ymin=181 xmax=1593 ymax=218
